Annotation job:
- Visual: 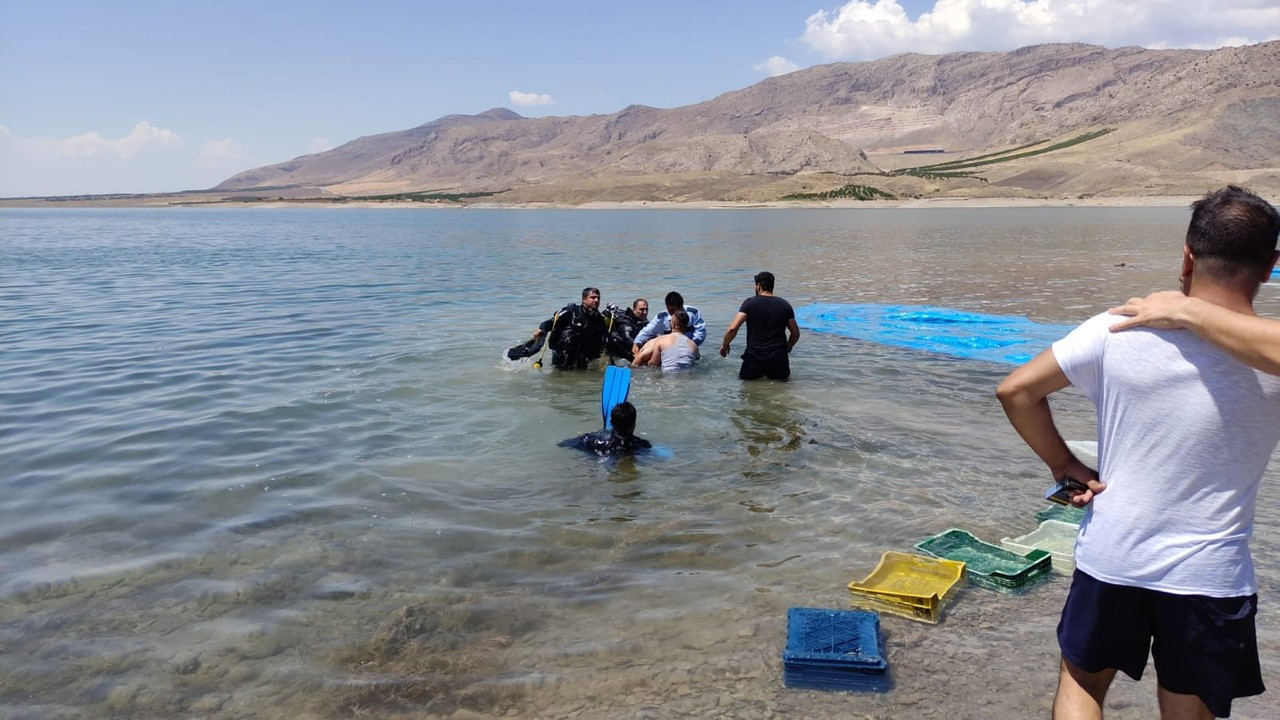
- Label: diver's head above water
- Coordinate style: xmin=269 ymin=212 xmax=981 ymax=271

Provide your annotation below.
xmin=610 ymin=401 xmax=637 ymax=437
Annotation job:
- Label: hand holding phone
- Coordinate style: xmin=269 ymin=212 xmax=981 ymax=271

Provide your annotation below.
xmin=1044 ymin=477 xmax=1089 ymax=506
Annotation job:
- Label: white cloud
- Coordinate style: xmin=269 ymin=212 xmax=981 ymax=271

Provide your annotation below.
xmin=0 ymin=123 xmax=243 ymax=197
xmin=19 ymin=121 xmax=185 ymax=159
xmin=801 ymin=0 xmax=1280 ymax=60
xmin=199 ymin=138 xmax=246 ymax=162
xmin=509 ymin=90 xmax=555 ymax=106
xmin=309 ymin=137 xmax=333 ymax=153
xmin=754 ymin=56 xmax=802 ymax=76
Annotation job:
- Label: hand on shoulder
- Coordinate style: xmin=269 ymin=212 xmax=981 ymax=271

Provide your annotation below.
xmin=1108 ymin=291 xmax=1193 ymax=331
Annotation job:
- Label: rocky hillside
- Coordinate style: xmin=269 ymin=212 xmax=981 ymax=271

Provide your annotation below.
xmin=215 ymin=41 xmax=1280 ymax=202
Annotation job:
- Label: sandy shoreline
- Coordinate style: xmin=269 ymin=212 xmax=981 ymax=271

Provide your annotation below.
xmin=0 ymin=195 xmax=1201 ymax=210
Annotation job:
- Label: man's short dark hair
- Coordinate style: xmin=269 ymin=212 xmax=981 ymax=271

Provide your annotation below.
xmin=610 ymin=401 xmax=636 ymax=436
xmin=582 ymin=287 xmax=601 ymax=300
xmin=664 ymin=291 xmax=684 ymax=308
xmin=754 ymin=271 xmax=775 ymax=292
xmin=1186 ymin=186 xmax=1280 ymax=279
xmin=632 ymin=298 xmax=647 ymax=310
xmin=671 ymin=310 xmax=689 ymax=331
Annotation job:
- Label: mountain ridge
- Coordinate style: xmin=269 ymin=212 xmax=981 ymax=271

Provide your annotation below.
xmin=214 ymin=41 xmax=1280 ymax=203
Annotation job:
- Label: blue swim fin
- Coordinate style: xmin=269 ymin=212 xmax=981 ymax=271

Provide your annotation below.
xmin=601 ymin=365 xmax=632 ymax=428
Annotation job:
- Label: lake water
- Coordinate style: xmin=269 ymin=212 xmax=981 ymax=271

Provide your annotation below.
xmin=3 ymin=205 xmax=1279 ymax=719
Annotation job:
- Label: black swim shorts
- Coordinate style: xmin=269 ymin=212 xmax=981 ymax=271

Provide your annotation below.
xmin=739 ymin=350 xmax=789 ymax=380
xmin=1058 ymin=569 xmax=1263 ymax=717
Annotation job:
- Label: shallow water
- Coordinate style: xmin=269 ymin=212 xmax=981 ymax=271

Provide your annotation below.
xmin=2 ymin=206 xmax=1279 ymax=719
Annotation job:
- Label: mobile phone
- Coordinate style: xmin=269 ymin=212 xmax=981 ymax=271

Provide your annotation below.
xmin=1044 ymin=477 xmax=1088 ymax=506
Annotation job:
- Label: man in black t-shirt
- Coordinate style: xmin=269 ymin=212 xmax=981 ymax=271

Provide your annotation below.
xmin=719 ymin=271 xmax=800 ymax=380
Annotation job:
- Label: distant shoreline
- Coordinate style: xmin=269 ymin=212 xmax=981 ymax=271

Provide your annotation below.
xmin=0 ymin=195 xmax=1200 ymax=210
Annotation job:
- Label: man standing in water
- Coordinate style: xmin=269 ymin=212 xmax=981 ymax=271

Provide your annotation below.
xmin=719 ymin=271 xmax=799 ymax=380
xmin=997 ymin=186 xmax=1280 ymax=719
xmin=632 ymin=310 xmax=699 ymax=371
xmin=529 ymin=287 xmax=607 ymax=369
xmin=630 ymin=291 xmax=706 ymax=357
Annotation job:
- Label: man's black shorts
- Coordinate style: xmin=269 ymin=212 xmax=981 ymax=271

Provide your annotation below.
xmin=1058 ymin=569 xmax=1263 ymax=717
xmin=739 ymin=350 xmax=789 ymax=380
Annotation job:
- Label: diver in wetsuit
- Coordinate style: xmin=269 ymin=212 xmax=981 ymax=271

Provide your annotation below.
xmin=529 ymin=287 xmax=608 ymax=369
xmin=603 ymin=298 xmax=649 ymax=362
xmin=559 ymin=402 xmax=652 ymax=457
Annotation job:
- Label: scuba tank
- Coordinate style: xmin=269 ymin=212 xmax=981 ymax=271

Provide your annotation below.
xmin=604 ymin=305 xmax=637 ymax=361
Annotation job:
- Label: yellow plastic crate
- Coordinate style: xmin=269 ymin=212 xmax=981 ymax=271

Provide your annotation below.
xmin=848 ymin=551 xmax=966 ymax=624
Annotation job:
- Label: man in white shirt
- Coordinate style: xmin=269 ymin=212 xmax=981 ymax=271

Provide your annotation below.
xmin=630 ymin=290 xmax=706 ymax=356
xmin=997 ymin=186 xmax=1280 ymax=719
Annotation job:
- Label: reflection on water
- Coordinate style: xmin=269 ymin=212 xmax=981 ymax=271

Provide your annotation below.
xmin=731 ymin=385 xmax=809 ymax=460
xmin=2 ymin=206 xmax=1278 ymax=718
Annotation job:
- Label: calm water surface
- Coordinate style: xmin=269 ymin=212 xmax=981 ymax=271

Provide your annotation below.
xmin=3 ymin=206 xmax=1279 ymax=719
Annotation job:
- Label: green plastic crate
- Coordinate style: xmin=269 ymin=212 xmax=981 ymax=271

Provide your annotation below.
xmin=914 ymin=529 xmax=1052 ymax=593
xmin=1035 ymin=503 xmax=1086 ymax=526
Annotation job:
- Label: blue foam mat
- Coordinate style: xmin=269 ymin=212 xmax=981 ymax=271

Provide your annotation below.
xmin=795 ymin=303 xmax=1073 ymax=365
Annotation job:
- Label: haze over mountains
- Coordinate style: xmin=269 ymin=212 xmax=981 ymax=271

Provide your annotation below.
xmin=215 ymin=41 xmax=1280 ymax=203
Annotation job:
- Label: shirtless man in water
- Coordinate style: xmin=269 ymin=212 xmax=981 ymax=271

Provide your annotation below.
xmin=631 ymin=311 xmax=699 ymax=371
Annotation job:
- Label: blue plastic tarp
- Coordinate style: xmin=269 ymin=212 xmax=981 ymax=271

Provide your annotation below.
xmin=794 ymin=303 xmax=1074 ymax=365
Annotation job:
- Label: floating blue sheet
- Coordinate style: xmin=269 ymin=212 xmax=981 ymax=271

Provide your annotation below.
xmin=795 ymin=303 xmax=1074 ymax=365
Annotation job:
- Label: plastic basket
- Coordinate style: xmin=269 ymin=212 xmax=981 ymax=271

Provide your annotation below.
xmin=783 ymin=607 xmax=886 ymax=670
xmin=784 ymin=665 xmax=890 ymax=692
xmin=847 ymin=551 xmax=965 ymax=624
xmin=782 ymin=607 xmax=889 ymax=692
xmin=1035 ymin=503 xmax=1086 ymax=526
xmin=914 ymin=529 xmax=1052 ymax=593
xmin=1001 ymin=520 xmax=1078 ymax=575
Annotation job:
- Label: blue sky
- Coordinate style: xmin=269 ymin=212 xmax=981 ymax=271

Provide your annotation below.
xmin=2 ymin=0 xmax=1277 ymax=197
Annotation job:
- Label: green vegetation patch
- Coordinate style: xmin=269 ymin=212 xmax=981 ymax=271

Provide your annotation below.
xmin=781 ymin=184 xmax=896 ymax=201
xmin=896 ymin=129 xmax=1115 ymax=174
xmin=357 ymin=189 xmax=508 ymax=202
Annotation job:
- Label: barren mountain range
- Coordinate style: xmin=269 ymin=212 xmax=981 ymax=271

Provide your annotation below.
xmin=215 ymin=41 xmax=1280 ymax=204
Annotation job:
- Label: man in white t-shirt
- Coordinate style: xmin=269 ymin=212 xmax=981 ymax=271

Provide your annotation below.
xmin=997 ymin=186 xmax=1280 ymax=719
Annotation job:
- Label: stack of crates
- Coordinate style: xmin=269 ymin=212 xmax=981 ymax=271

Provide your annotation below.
xmin=847 ymin=551 xmax=966 ymax=624
xmin=782 ymin=607 xmax=890 ymax=692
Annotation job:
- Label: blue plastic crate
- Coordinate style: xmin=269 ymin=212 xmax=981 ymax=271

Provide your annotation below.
xmin=783 ymin=607 xmax=887 ymax=671
xmin=784 ymin=665 xmax=890 ymax=692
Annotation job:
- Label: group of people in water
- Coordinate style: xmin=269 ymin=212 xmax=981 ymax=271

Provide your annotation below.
xmin=515 ymin=271 xmax=800 ymax=380
xmin=512 ymin=271 xmax=801 ymax=460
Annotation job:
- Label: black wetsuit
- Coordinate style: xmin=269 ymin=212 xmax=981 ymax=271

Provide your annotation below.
xmin=603 ymin=307 xmax=644 ymax=362
xmin=540 ymin=303 xmax=607 ymax=369
xmin=559 ymin=430 xmax=652 ymax=457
